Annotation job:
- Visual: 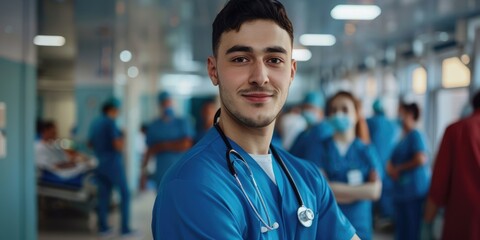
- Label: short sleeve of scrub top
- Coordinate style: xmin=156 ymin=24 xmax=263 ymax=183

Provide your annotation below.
xmin=365 ymin=144 xmax=382 ymax=178
xmin=107 ymin=119 xmax=121 ymax=140
xmin=410 ymin=130 xmax=427 ymax=153
xmin=392 ymin=129 xmax=430 ymax=201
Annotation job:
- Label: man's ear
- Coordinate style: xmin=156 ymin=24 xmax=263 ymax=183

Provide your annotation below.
xmin=208 ymin=56 xmax=219 ymax=86
xmin=290 ymin=59 xmax=297 ymax=85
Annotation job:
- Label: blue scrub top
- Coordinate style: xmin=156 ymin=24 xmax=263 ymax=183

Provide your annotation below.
xmin=367 ymin=113 xmax=399 ymax=179
xmin=391 ymin=129 xmax=430 ymax=202
xmin=152 ymin=128 xmax=355 ymax=239
xmin=290 ymin=121 xmax=334 ymax=159
xmin=88 ymin=115 xmax=123 ymax=178
xmin=305 ymin=137 xmax=380 ymax=240
xmin=146 ymin=117 xmax=193 ymax=184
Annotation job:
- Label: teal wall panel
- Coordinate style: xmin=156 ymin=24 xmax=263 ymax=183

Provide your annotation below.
xmin=0 ymin=57 xmax=37 ymax=240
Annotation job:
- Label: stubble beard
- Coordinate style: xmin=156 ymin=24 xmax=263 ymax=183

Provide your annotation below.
xmin=218 ymin=84 xmax=283 ymax=128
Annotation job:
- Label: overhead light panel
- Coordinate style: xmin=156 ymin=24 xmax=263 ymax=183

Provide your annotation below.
xmin=33 ymin=35 xmax=65 ymax=46
xmin=120 ymin=50 xmax=132 ymax=62
xmin=293 ymin=49 xmax=312 ymax=62
xmin=127 ymin=66 xmax=139 ymax=78
xmin=299 ymin=34 xmax=336 ymax=46
xmin=331 ymin=5 xmax=381 ymax=20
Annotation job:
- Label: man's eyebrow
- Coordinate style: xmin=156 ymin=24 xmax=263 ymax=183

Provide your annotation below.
xmin=225 ymin=45 xmax=288 ymax=55
xmin=265 ymin=46 xmax=287 ymax=54
xmin=225 ymin=45 xmax=253 ymax=55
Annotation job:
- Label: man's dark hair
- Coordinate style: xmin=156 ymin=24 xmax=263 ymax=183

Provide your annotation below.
xmin=102 ymin=104 xmax=115 ymax=114
xmin=401 ymin=102 xmax=420 ymax=121
xmin=39 ymin=120 xmax=55 ymax=134
xmin=212 ymin=0 xmax=293 ymax=56
xmin=472 ymin=90 xmax=480 ymax=110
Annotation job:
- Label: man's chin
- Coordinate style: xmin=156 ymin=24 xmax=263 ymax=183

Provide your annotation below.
xmin=236 ymin=115 xmax=276 ymax=128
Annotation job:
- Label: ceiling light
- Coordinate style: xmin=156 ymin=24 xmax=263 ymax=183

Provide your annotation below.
xmin=293 ymin=49 xmax=312 ymax=62
xmin=127 ymin=66 xmax=139 ymax=78
xmin=33 ymin=35 xmax=65 ymax=46
xmin=331 ymin=5 xmax=381 ymax=20
xmin=299 ymin=34 xmax=336 ymax=46
xmin=120 ymin=50 xmax=132 ymax=62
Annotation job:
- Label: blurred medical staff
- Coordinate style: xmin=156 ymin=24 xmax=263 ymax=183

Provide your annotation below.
xmin=278 ymin=104 xmax=307 ymax=150
xmin=423 ymin=90 xmax=480 ymax=240
xmin=142 ymin=91 xmax=194 ymax=187
xmin=289 ymin=91 xmax=333 ymax=158
xmin=194 ymin=98 xmax=217 ymax=143
xmin=305 ymin=91 xmax=382 ymax=240
xmin=88 ymin=98 xmax=134 ymax=237
xmin=366 ymin=99 xmax=399 ymax=219
xmin=387 ymin=101 xmax=430 ymax=240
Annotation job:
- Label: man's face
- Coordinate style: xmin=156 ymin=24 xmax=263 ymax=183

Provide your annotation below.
xmin=43 ymin=126 xmax=57 ymax=140
xmin=208 ymin=20 xmax=296 ymax=128
xmin=109 ymin=108 xmax=119 ymax=119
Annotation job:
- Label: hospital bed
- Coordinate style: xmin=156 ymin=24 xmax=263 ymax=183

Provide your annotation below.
xmin=37 ymin=169 xmax=97 ymax=213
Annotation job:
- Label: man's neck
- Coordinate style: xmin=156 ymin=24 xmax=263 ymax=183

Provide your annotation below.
xmin=219 ymin=108 xmax=274 ymax=155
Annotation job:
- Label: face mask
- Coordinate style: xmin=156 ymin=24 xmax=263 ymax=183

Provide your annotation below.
xmin=329 ymin=113 xmax=352 ymax=133
xmin=164 ymin=107 xmax=175 ymax=118
xmin=303 ymin=110 xmax=318 ymax=125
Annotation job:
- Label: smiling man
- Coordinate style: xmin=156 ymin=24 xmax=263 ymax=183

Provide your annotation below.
xmin=151 ymin=0 xmax=358 ymax=239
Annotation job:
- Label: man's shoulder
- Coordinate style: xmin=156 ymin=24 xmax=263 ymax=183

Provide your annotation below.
xmin=161 ymin=129 xmax=225 ymax=182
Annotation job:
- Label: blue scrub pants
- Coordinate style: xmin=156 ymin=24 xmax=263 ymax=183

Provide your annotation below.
xmin=377 ymin=179 xmax=394 ymax=219
xmin=394 ymin=198 xmax=424 ymax=240
xmin=96 ymin=172 xmax=131 ymax=234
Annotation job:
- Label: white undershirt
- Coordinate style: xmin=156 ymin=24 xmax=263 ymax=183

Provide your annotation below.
xmin=334 ymin=139 xmax=353 ymax=157
xmin=249 ymin=153 xmax=276 ymax=185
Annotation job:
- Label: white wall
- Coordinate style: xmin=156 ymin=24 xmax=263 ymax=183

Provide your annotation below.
xmin=39 ymin=90 xmax=76 ymax=138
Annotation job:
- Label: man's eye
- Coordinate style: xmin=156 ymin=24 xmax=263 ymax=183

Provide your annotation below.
xmin=268 ymin=58 xmax=283 ymax=64
xmin=232 ymin=57 xmax=248 ymax=63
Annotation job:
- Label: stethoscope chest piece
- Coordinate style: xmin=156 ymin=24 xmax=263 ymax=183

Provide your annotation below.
xmin=297 ymin=205 xmax=314 ymax=227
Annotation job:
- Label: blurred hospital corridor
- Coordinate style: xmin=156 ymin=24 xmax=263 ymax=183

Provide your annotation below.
xmin=38 ymin=190 xmax=156 ymax=240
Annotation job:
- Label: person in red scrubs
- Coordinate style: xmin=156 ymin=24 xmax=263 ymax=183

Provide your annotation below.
xmin=423 ymin=90 xmax=480 ymax=240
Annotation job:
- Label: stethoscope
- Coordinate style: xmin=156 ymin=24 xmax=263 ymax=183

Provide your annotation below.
xmin=213 ymin=109 xmax=314 ymax=233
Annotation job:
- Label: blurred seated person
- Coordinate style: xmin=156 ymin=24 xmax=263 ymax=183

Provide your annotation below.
xmin=36 ymin=120 xmax=94 ymax=187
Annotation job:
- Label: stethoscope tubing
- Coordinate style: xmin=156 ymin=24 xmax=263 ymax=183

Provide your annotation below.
xmin=213 ymin=109 xmax=314 ymax=230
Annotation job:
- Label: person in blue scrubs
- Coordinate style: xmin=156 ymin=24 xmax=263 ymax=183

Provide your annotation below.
xmin=387 ymin=102 xmax=430 ymax=240
xmin=366 ymin=99 xmax=399 ymax=219
xmin=151 ymin=1 xmax=359 ymax=239
xmin=304 ymin=91 xmax=382 ymax=240
xmin=88 ymin=98 xmax=134 ymax=237
xmin=289 ymin=91 xmax=333 ymax=158
xmin=142 ymin=91 xmax=194 ymax=187
xmin=194 ymin=97 xmax=217 ymax=143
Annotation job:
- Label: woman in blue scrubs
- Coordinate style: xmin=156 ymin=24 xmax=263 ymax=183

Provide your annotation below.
xmin=387 ymin=102 xmax=430 ymax=240
xmin=305 ymin=91 xmax=382 ymax=240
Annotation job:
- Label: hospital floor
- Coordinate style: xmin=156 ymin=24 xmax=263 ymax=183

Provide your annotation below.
xmin=38 ymin=190 xmax=394 ymax=240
